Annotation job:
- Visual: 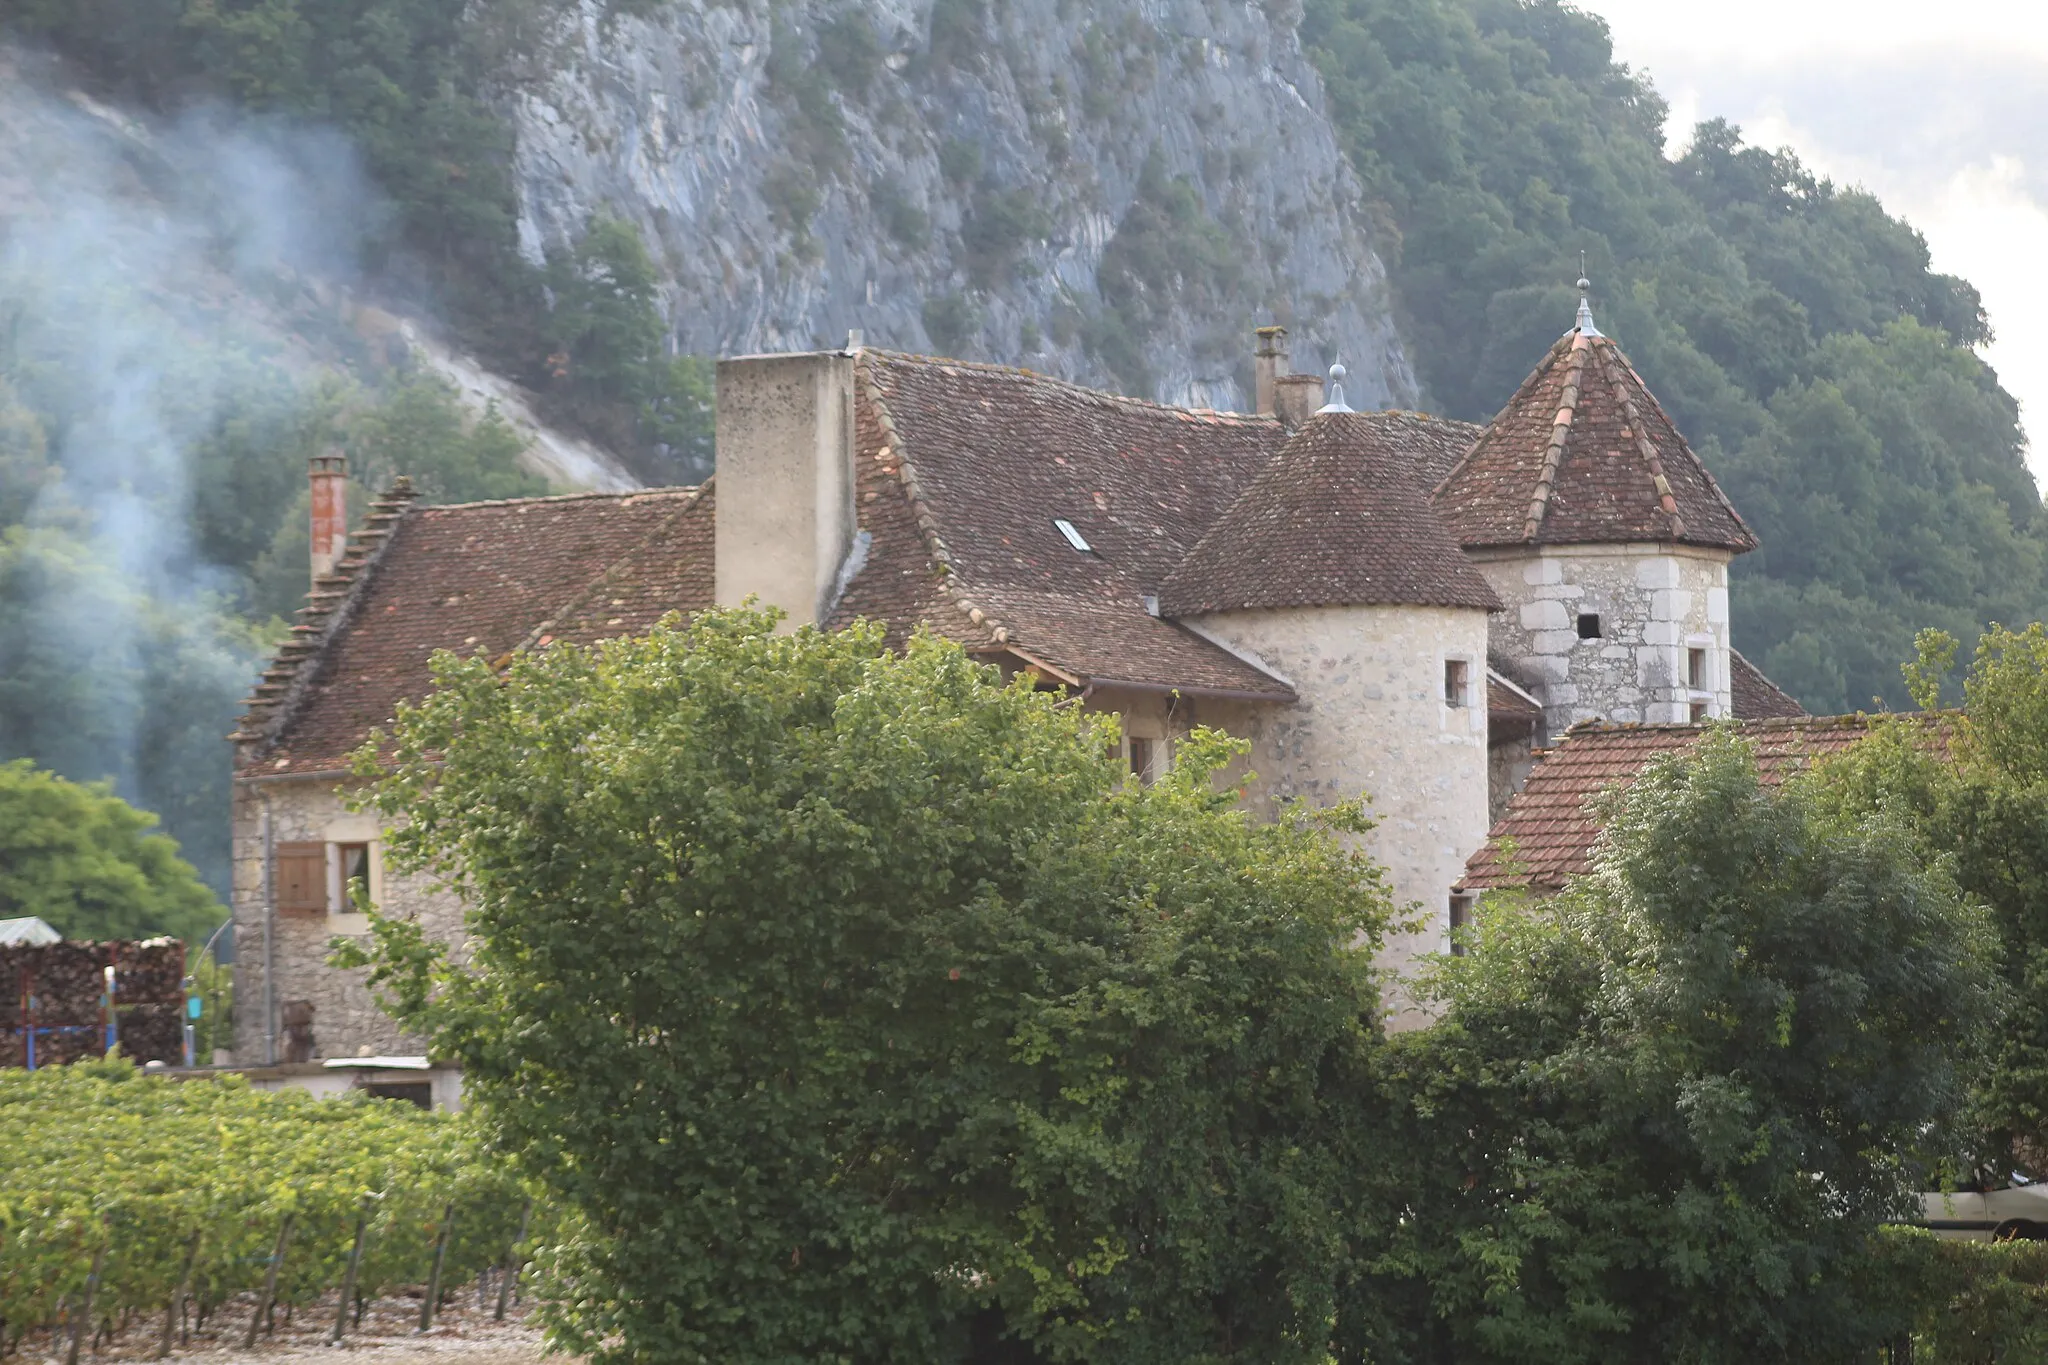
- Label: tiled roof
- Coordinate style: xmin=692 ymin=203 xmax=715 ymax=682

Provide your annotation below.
xmin=1159 ymin=410 xmax=1501 ymax=615
xmin=1730 ymin=648 xmax=1806 ymax=719
xmin=237 ymin=487 xmax=712 ymax=774
xmin=1458 ymin=714 xmax=1900 ymax=892
xmin=850 ymin=350 xmax=1297 ymax=698
xmin=1433 ymin=321 xmax=1757 ymax=553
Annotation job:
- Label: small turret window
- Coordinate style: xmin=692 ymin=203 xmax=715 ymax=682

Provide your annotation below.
xmin=1444 ymin=659 xmax=1469 ymax=706
xmin=1053 ymin=518 xmax=1093 ymax=553
xmin=1688 ymin=647 xmax=1707 ymax=689
xmin=1576 ymin=613 xmax=1602 ymax=639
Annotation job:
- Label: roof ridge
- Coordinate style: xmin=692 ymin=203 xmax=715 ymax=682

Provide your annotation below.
xmin=863 ymin=348 xmax=1280 ymax=427
xmin=1593 ymin=339 xmax=1687 ymax=541
xmin=1433 ymin=332 xmax=1569 ymax=500
xmin=1521 ymin=331 xmax=1592 ymax=540
xmin=510 ymin=479 xmax=716 ymax=658
xmin=1607 ymin=344 xmax=1757 ymax=550
xmin=230 ymin=478 xmax=422 ymax=764
xmin=422 ymin=485 xmax=698 ymax=513
xmin=858 ymin=354 xmax=1012 ymax=647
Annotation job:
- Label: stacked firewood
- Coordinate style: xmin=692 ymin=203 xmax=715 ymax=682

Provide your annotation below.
xmin=0 ymin=938 xmax=187 ymax=1067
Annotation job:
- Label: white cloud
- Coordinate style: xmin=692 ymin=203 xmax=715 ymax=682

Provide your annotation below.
xmin=1581 ymin=0 xmax=2048 ymax=480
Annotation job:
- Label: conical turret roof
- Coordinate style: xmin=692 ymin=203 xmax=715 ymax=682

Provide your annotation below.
xmin=1159 ymin=409 xmax=1501 ymax=616
xmin=1432 ymin=297 xmax=1757 ymax=553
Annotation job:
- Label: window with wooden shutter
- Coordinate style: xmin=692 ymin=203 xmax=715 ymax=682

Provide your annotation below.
xmin=275 ymin=843 xmax=329 ymax=916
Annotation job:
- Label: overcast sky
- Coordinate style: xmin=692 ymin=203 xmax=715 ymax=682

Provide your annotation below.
xmin=1583 ymin=0 xmax=2048 ymax=481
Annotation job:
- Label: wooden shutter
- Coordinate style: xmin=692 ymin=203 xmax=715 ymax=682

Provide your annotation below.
xmin=275 ymin=843 xmax=329 ymax=916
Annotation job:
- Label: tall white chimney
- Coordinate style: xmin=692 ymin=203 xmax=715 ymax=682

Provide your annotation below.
xmin=713 ymin=350 xmax=859 ymax=629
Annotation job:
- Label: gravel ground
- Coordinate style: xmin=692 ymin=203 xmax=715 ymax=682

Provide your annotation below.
xmin=14 ymin=1290 xmax=572 ymax=1364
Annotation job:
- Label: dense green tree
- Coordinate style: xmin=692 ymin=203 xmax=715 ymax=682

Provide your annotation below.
xmin=0 ymin=758 xmax=224 ymax=942
xmin=344 ymin=608 xmax=1394 ymax=1365
xmin=1300 ymin=0 xmax=2036 ymax=711
xmin=345 ymin=373 xmax=545 ymax=504
xmin=1356 ymin=732 xmax=1997 ymax=1363
xmin=1817 ymin=626 xmax=2048 ymax=1176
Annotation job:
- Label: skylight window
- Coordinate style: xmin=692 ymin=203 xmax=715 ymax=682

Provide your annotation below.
xmin=1053 ymin=518 xmax=1093 ymax=553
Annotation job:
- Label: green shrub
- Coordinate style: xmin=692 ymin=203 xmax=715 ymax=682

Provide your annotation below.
xmin=937 ymin=137 xmax=983 ymax=186
xmin=927 ymin=0 xmax=986 ymax=69
xmin=921 ymin=292 xmax=981 ymax=354
xmin=962 ymin=186 xmax=1050 ymax=288
xmin=815 ymin=9 xmax=882 ymax=95
xmin=871 ymin=178 xmax=931 ymax=249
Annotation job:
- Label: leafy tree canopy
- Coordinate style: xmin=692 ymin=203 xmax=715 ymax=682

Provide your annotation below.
xmin=344 ymin=607 xmax=1397 ymax=1365
xmin=1817 ymin=625 xmax=2048 ymax=1176
xmin=0 ymin=757 xmax=224 ymax=942
xmin=1357 ymin=732 xmax=1997 ymax=1363
xmin=1301 ymin=0 xmax=2033 ymax=712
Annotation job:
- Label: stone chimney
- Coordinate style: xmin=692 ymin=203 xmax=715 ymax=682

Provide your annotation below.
xmin=1273 ymin=373 xmax=1324 ymax=431
xmin=308 ymin=453 xmax=348 ymax=583
xmin=714 ymin=348 xmax=859 ymax=629
xmin=1253 ymin=325 xmax=1289 ymax=415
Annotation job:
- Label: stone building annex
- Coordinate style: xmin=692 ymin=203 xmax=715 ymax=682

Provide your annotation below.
xmin=226 ymin=288 xmax=1811 ymax=1074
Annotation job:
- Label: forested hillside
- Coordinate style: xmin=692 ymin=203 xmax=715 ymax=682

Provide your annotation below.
xmin=0 ymin=0 xmax=2036 ymax=909
xmin=1301 ymin=0 xmax=2034 ymax=712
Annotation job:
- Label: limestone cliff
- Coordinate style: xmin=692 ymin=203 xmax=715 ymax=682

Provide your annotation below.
xmin=512 ymin=0 xmax=1416 ymax=411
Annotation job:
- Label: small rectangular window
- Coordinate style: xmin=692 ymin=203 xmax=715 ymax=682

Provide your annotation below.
xmin=1444 ymin=658 xmax=1469 ymax=706
xmin=1690 ymin=701 xmax=1709 ymax=723
xmin=1576 ymin=612 xmax=1602 ymax=639
xmin=1129 ymin=736 xmax=1155 ymax=784
xmin=1687 ymin=647 xmax=1707 ymax=690
xmin=1053 ymin=518 xmax=1093 ymax=553
xmin=1449 ymin=894 xmax=1474 ymax=956
xmin=338 ymin=842 xmax=372 ymax=912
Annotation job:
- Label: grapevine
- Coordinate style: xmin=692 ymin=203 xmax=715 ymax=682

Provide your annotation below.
xmin=0 ymin=1058 xmax=538 ymax=1352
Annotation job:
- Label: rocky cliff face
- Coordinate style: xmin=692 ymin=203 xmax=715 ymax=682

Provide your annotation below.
xmin=513 ymin=0 xmax=1416 ymax=412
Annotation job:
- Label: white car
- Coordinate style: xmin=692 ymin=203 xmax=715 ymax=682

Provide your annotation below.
xmin=1919 ymin=1183 xmax=2048 ymax=1241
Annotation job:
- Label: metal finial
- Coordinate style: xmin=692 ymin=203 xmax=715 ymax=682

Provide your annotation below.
xmin=1317 ymin=358 xmax=1353 ymax=414
xmin=1574 ymin=269 xmax=1602 ymax=338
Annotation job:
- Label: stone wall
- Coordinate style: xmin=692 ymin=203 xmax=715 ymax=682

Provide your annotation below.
xmin=1474 ymin=544 xmax=1732 ymax=740
xmin=1183 ymin=605 xmax=1494 ymax=1026
xmin=230 ymin=778 xmax=464 ymax=1064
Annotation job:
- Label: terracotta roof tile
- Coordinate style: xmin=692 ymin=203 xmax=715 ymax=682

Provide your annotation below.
xmin=1159 ymin=410 xmax=1501 ymax=615
xmin=1459 ymin=713 xmax=1916 ymax=892
xmin=851 ymin=350 xmax=1296 ymax=696
xmin=243 ymin=488 xmax=713 ymax=774
xmin=1729 ymin=647 xmax=1806 ymax=719
xmin=1434 ymin=324 xmax=1757 ymax=553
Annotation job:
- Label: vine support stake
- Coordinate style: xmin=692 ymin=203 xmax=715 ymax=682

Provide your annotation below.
xmin=64 ymin=1244 xmax=106 ymax=1365
xmin=330 ymin=1197 xmax=373 ymax=1346
xmin=494 ymin=1201 xmax=532 ymax=1322
xmin=158 ymin=1229 xmax=202 ymax=1360
xmin=242 ymin=1212 xmax=294 ymax=1351
xmin=417 ymin=1202 xmax=455 ymax=1335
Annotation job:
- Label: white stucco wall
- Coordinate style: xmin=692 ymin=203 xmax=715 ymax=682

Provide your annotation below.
xmin=231 ymin=778 xmax=465 ymax=1065
xmin=1472 ymin=544 xmax=1732 ymax=738
xmin=1184 ymin=605 xmax=1494 ymax=1028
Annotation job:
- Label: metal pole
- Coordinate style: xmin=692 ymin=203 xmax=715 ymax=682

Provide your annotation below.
xmin=243 ymin=1213 xmax=293 ymax=1350
xmin=64 ymin=1243 xmax=105 ymax=1365
xmin=494 ymin=1201 xmax=532 ymax=1321
xmin=195 ymin=917 xmax=231 ymax=1065
xmin=158 ymin=1230 xmax=202 ymax=1360
xmin=330 ymin=1197 xmax=372 ymax=1346
xmin=417 ymin=1203 xmax=454 ymax=1334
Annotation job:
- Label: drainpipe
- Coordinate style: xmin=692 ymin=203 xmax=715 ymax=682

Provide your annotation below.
xmin=260 ymin=789 xmax=277 ymax=1066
